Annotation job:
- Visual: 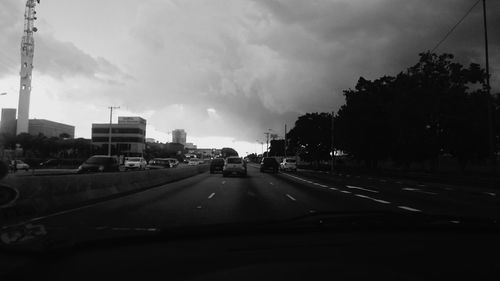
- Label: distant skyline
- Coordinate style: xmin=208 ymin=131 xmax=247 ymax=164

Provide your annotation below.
xmin=1 ymin=0 xmax=498 ymax=156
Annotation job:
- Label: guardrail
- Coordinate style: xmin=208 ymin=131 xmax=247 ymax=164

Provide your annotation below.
xmin=0 ymin=164 xmax=208 ymax=226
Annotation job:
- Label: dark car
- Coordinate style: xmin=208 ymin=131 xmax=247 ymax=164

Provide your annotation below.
xmin=77 ymin=155 xmax=120 ymax=173
xmin=210 ymin=158 xmax=225 ymax=174
xmin=260 ymin=157 xmax=279 ymax=173
xmin=39 ymin=158 xmax=61 ymax=168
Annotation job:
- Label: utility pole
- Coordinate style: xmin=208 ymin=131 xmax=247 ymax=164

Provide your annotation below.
xmin=284 ymin=124 xmax=287 ymax=158
xmin=264 ymin=130 xmax=271 ymax=156
xmin=108 ymin=106 xmax=119 ymax=156
xmin=482 ymin=0 xmax=495 ymax=164
xmin=331 ymin=111 xmax=335 ymax=173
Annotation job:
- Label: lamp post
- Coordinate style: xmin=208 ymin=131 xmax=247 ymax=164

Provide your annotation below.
xmin=108 ymin=106 xmax=120 ymax=156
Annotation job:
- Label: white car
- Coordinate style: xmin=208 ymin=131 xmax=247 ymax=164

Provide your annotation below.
xmin=280 ymin=158 xmax=297 ymax=172
xmin=124 ymin=157 xmax=147 ymax=170
xmin=10 ymin=160 xmax=30 ymax=171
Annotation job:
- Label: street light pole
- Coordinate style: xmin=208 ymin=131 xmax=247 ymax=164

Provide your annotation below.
xmin=108 ymin=106 xmax=119 ymax=156
xmin=331 ymin=111 xmax=335 ymax=173
xmin=482 ymin=0 xmax=495 ymax=163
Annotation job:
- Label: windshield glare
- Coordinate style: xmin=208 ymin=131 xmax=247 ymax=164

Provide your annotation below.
xmin=1 ymin=2 xmax=499 ymax=271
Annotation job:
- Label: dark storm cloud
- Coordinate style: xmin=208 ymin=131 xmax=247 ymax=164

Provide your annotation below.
xmin=0 ymin=0 xmax=131 ymax=84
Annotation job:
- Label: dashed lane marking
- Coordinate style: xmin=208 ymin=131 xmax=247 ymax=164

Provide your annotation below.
xmin=329 ymin=187 xmax=339 ymax=191
xmin=398 ymin=206 xmax=422 ymax=212
xmin=354 ymin=194 xmax=391 ymax=204
xmin=286 ymin=194 xmax=297 ymax=201
xmin=483 ymin=192 xmax=496 ymax=197
xmin=208 ymin=193 xmax=215 ymax=199
xmin=346 ymin=185 xmax=379 ymax=193
xmin=402 ymin=187 xmax=437 ymax=195
xmin=340 ymin=190 xmax=351 ymax=194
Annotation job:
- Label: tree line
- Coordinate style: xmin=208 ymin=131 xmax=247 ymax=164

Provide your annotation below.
xmin=282 ymin=52 xmax=499 ymax=170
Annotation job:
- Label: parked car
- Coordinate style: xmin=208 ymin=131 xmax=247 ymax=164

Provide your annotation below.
xmin=146 ymin=158 xmax=171 ymax=169
xmin=9 ymin=160 xmax=30 ymax=171
xmin=260 ymin=157 xmax=279 ymax=173
xmin=165 ymin=158 xmax=179 ymax=167
xmin=124 ymin=157 xmax=147 ymax=170
xmin=223 ymin=156 xmax=247 ymax=177
xmin=210 ymin=158 xmax=225 ymax=174
xmin=39 ymin=158 xmax=61 ymax=168
xmin=77 ymin=155 xmax=120 ymax=173
xmin=280 ymin=157 xmax=297 ymax=172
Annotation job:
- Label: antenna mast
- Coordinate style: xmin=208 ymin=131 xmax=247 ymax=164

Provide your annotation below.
xmin=17 ymin=0 xmax=40 ymax=134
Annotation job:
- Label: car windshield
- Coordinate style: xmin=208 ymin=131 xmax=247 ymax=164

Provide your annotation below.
xmin=126 ymin=158 xmax=142 ymax=162
xmin=85 ymin=157 xmax=110 ymax=164
xmin=226 ymin=158 xmax=242 ymax=164
xmin=1 ymin=2 xmax=500 ymax=276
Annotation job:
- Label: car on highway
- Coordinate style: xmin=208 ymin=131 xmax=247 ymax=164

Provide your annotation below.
xmin=39 ymin=158 xmax=61 ymax=168
xmin=146 ymin=158 xmax=172 ymax=169
xmin=188 ymin=158 xmax=201 ymax=165
xmin=165 ymin=158 xmax=179 ymax=168
xmin=260 ymin=157 xmax=279 ymax=173
xmin=9 ymin=160 xmax=30 ymax=171
xmin=222 ymin=156 xmax=247 ymax=177
xmin=124 ymin=157 xmax=147 ymax=170
xmin=77 ymin=155 xmax=120 ymax=173
xmin=210 ymin=158 xmax=225 ymax=174
xmin=280 ymin=157 xmax=297 ymax=172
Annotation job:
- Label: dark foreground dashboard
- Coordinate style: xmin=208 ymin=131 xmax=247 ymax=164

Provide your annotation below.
xmin=1 ymin=226 xmax=499 ymax=281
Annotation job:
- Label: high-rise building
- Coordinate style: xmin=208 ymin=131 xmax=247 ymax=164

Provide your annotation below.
xmin=172 ymin=129 xmax=186 ymax=145
xmin=0 ymin=108 xmax=17 ymax=136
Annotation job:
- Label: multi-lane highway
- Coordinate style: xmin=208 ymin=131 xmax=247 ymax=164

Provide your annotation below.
xmin=14 ymin=163 xmax=499 ymax=232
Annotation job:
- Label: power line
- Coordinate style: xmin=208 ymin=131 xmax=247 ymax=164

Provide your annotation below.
xmin=431 ymin=0 xmax=481 ymax=52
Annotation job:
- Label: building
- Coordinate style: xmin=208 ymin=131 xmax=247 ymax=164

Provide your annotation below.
xmin=172 ymin=129 xmax=186 ymax=145
xmin=185 ymin=142 xmax=197 ymax=149
xmin=28 ymin=119 xmax=75 ymax=138
xmin=146 ymin=138 xmax=157 ymax=143
xmin=91 ymin=116 xmax=146 ymax=156
xmin=0 ymin=108 xmax=17 ymax=136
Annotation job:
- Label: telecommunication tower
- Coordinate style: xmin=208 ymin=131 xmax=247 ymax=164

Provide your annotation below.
xmin=17 ymin=0 xmax=40 ymax=135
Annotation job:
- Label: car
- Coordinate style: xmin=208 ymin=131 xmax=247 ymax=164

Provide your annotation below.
xmin=222 ymin=156 xmax=247 ymax=177
xmin=280 ymin=157 xmax=297 ymax=172
xmin=210 ymin=158 xmax=225 ymax=174
xmin=124 ymin=157 xmax=147 ymax=170
xmin=77 ymin=155 xmax=120 ymax=173
xmin=146 ymin=158 xmax=171 ymax=169
xmin=9 ymin=160 xmax=30 ymax=171
xmin=165 ymin=158 xmax=179 ymax=168
xmin=260 ymin=157 xmax=279 ymax=173
xmin=39 ymin=158 xmax=61 ymax=168
xmin=188 ymin=158 xmax=200 ymax=165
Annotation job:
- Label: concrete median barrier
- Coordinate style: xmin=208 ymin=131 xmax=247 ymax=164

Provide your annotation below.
xmin=0 ymin=164 xmax=208 ymax=225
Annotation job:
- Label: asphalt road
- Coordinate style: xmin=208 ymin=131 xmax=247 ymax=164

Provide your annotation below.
xmin=11 ymin=163 xmax=498 ymax=234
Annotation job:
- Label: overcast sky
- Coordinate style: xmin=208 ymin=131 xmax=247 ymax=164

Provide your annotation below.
xmin=1 ymin=0 xmax=499 ymax=155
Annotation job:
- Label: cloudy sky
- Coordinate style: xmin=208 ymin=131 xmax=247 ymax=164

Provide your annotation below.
xmin=1 ymin=0 xmax=499 ymax=155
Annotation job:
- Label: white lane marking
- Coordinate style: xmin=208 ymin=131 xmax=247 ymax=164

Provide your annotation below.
xmin=483 ymin=192 xmax=496 ymax=197
xmin=340 ymin=190 xmax=351 ymax=194
xmin=398 ymin=206 xmax=421 ymax=212
xmin=196 ymin=205 xmax=202 ymax=209
xmin=353 ymin=194 xmax=391 ymax=204
xmin=346 ymin=185 xmax=379 ymax=193
xmin=417 ymin=184 xmax=426 ymax=187
xmin=318 ymin=184 xmax=328 ymax=188
xmin=286 ymin=194 xmax=297 ymax=201
xmin=372 ymin=198 xmax=391 ymax=204
xmin=221 ymin=181 xmax=226 ymax=185
xmin=449 ymin=220 xmax=460 ymax=224
xmin=269 ymin=182 xmax=274 ymax=185
xmin=329 ymin=187 xmax=339 ymax=191
xmin=402 ymin=187 xmax=437 ymax=195
xmin=208 ymin=193 xmax=215 ymax=199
